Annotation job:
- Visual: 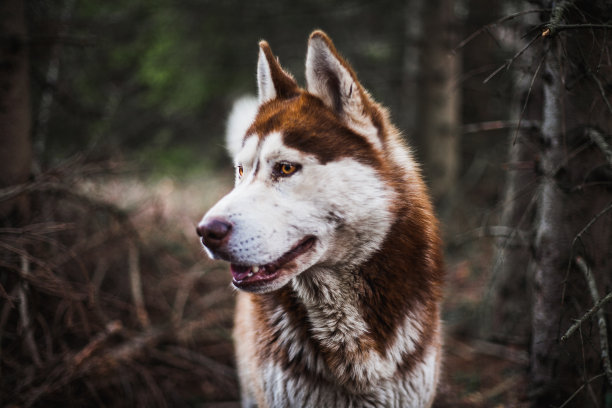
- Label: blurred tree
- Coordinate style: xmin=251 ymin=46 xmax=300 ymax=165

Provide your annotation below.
xmin=485 ymin=2 xmax=540 ymax=346
xmin=529 ymin=2 xmax=612 ymax=404
xmin=28 ymin=0 xmax=417 ymax=173
xmin=489 ymin=1 xmax=612 ymax=406
xmin=416 ymin=0 xmax=461 ymax=203
xmin=0 ymin=0 xmax=31 ymax=219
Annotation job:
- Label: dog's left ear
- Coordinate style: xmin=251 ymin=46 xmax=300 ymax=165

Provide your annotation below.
xmin=257 ymin=41 xmax=300 ymax=103
xmin=306 ymin=31 xmax=381 ymax=139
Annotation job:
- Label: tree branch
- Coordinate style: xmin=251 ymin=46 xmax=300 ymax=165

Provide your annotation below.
xmin=18 ymin=254 xmax=42 ymax=367
xmin=462 ymin=119 xmax=540 ymax=134
xmin=513 ymin=55 xmax=545 ymax=145
xmin=543 ymin=23 xmax=612 ymax=37
xmin=564 ymin=200 xmax=612 ymax=298
xmin=585 ymin=128 xmax=612 ymax=168
xmin=541 ymin=0 xmax=577 ymax=37
xmin=128 ymin=241 xmax=149 ymax=328
xmin=562 ymin=291 xmax=612 ymax=342
xmin=454 ymin=9 xmax=547 ymax=52
xmin=588 ymin=72 xmax=612 ymax=115
xmin=571 ymin=257 xmax=612 ymax=387
xmin=483 ymin=33 xmax=541 ymax=84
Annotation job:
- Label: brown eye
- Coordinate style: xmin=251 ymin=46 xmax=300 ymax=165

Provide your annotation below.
xmin=281 ymin=163 xmax=296 ymax=175
xmin=237 ymin=166 xmax=244 ymax=177
xmin=273 ymin=162 xmax=301 ymax=178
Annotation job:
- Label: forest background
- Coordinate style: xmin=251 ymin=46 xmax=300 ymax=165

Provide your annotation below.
xmin=1 ymin=0 xmax=611 ymax=407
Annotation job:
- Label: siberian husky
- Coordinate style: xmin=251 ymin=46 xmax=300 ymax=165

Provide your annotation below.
xmin=197 ymin=30 xmax=444 ymax=408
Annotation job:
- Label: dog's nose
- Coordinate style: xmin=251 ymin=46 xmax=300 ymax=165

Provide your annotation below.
xmin=197 ymin=218 xmax=232 ymax=250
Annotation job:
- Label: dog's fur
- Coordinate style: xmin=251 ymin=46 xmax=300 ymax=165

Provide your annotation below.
xmin=198 ymin=31 xmax=444 ymax=408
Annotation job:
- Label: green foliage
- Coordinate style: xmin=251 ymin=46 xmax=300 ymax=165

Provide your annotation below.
xmin=31 ymin=0 xmax=409 ymax=170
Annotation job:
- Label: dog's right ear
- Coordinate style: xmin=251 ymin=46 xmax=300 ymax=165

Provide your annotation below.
xmin=257 ymin=41 xmax=299 ymax=103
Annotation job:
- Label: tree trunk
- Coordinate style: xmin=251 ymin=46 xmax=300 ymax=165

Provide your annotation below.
xmin=487 ymin=1 xmax=612 ymax=405
xmin=0 ymin=0 xmax=31 ymax=219
xmin=400 ymin=0 xmax=423 ymax=139
xmin=411 ymin=0 xmax=460 ymax=203
xmin=528 ymin=1 xmax=612 ymax=405
xmin=485 ymin=4 xmax=540 ymax=346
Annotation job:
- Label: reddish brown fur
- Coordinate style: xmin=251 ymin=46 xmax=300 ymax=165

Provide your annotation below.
xmin=233 ymin=30 xmax=444 ymax=404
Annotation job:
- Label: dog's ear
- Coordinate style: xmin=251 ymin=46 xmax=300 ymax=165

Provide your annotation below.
xmin=306 ymin=31 xmax=382 ymax=141
xmin=257 ymin=41 xmax=299 ymax=103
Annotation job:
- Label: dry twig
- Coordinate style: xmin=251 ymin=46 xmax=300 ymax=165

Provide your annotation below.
xmin=513 ymin=55 xmax=544 ymax=145
xmin=454 ymin=9 xmax=547 ymax=52
xmin=483 ymin=34 xmax=541 ymax=84
xmin=129 ymin=241 xmax=150 ymax=328
xmin=563 ymin=200 xmax=612 ymax=302
xmin=18 ymin=254 xmax=42 ymax=367
xmin=562 ymin=292 xmax=612 ymax=342
xmin=462 ymin=119 xmax=540 ymax=134
xmin=585 ymin=127 xmax=612 ymax=168
xmin=558 ymin=373 xmax=607 ymax=408
xmin=573 ymin=256 xmax=612 ymax=386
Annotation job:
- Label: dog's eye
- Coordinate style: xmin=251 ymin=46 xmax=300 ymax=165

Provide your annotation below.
xmin=275 ymin=162 xmax=301 ymax=177
xmin=237 ymin=165 xmax=244 ymax=178
xmin=281 ymin=163 xmax=296 ymax=175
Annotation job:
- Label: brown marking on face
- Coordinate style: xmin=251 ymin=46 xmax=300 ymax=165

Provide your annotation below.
xmin=246 ymin=92 xmax=382 ymax=168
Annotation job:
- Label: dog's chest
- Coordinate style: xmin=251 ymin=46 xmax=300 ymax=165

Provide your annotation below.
xmin=234 ymin=280 xmax=440 ymax=408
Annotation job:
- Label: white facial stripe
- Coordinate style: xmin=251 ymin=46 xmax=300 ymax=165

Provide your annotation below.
xmin=234 ymin=135 xmax=259 ymax=180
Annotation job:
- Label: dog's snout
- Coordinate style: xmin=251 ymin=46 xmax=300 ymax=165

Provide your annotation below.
xmin=197 ymin=218 xmax=232 ymax=249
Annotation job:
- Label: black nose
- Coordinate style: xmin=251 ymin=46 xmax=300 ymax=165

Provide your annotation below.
xmin=197 ymin=218 xmax=232 ymax=250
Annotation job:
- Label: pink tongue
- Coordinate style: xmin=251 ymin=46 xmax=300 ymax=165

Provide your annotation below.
xmin=231 ymin=264 xmax=252 ymax=281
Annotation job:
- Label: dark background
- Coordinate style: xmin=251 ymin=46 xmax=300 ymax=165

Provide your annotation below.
xmin=2 ymin=0 xmax=611 ymax=407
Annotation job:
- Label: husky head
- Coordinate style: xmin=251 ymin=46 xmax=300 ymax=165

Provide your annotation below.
xmin=197 ymin=31 xmax=402 ymax=293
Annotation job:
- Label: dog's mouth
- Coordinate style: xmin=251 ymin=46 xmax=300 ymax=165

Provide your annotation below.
xmin=230 ymin=236 xmax=316 ymax=290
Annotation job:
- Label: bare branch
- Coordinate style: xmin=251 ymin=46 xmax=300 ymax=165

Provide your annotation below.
xmin=18 ymin=254 xmax=42 ymax=367
xmin=454 ymin=9 xmax=547 ymax=52
xmin=513 ymin=55 xmax=545 ymax=145
xmin=585 ymin=128 xmax=612 ymax=168
xmin=128 ymin=241 xmax=150 ymax=328
xmin=542 ymin=0 xmax=577 ymax=38
xmin=453 ymin=225 xmax=531 ymax=247
xmin=571 ymin=201 xmax=612 ymax=251
xmin=543 ymin=23 xmax=612 ymax=37
xmin=483 ymin=34 xmax=541 ymax=84
xmin=558 ymin=373 xmax=607 ymax=408
xmin=172 ymin=262 xmax=208 ymax=323
xmin=588 ymin=72 xmax=612 ymax=115
xmin=72 ymin=320 xmax=122 ymax=367
xmin=563 ymin=200 xmax=612 ymax=301
xmin=573 ymin=257 xmax=612 ymax=386
xmin=462 ymin=119 xmax=540 ymax=134
xmin=463 ymin=375 xmax=523 ymax=405
xmin=562 ymin=291 xmax=612 ymax=342
xmin=24 ymin=325 xmax=167 ymax=407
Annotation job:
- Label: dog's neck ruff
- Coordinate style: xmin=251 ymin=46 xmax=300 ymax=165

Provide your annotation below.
xmin=247 ymin=208 xmax=442 ymax=406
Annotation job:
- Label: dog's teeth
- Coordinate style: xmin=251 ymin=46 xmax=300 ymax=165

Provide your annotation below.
xmin=252 ymin=266 xmax=260 ymax=273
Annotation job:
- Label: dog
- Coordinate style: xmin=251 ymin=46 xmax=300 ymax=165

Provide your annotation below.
xmin=197 ymin=30 xmax=444 ymax=408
